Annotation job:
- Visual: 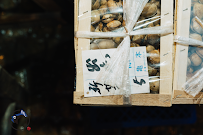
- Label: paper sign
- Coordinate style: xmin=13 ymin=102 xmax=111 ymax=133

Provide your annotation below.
xmin=82 ymin=47 xmax=150 ymax=97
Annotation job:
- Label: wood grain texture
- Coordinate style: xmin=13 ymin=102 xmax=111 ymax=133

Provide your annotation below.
xmin=131 ymin=94 xmax=172 ymax=107
xmin=173 ymin=90 xmax=203 ymax=98
xmin=74 ymin=92 xmax=172 ymax=107
xmin=172 ymin=0 xmax=178 ymax=98
xmin=173 ymin=98 xmax=203 ymax=104
xmin=172 ymin=90 xmax=203 ymax=104
xmin=173 ymin=0 xmax=191 ymax=91
xmin=74 ymin=91 xmax=123 ymax=105
xmin=160 ymin=0 xmax=174 ymax=95
xmin=75 ymin=0 xmax=91 ymax=92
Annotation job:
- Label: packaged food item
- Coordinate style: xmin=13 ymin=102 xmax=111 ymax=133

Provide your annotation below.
xmin=74 ymin=0 xmax=173 ymax=106
xmin=174 ymin=0 xmax=203 ymax=103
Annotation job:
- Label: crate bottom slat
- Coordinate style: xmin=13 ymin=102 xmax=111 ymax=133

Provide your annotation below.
xmin=74 ymin=92 xmax=171 ymax=107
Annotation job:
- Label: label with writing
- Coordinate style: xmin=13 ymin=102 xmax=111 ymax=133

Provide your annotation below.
xmin=82 ymin=47 xmax=149 ymax=97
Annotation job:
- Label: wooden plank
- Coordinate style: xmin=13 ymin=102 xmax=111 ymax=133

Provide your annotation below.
xmin=33 ymin=0 xmax=61 ymax=11
xmin=74 ymin=92 xmax=171 ymax=107
xmin=173 ymin=98 xmax=203 ymax=104
xmin=173 ymin=90 xmax=203 ymax=98
xmin=75 ymin=0 xmax=91 ymax=92
xmin=74 ymin=91 xmax=123 ymax=105
xmin=173 ymin=0 xmax=191 ymax=91
xmin=172 ymin=0 xmax=178 ymax=98
xmin=131 ymin=94 xmax=171 ymax=107
xmin=160 ymin=0 xmax=173 ymax=95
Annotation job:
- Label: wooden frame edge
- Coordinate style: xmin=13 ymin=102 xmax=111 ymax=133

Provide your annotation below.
xmin=74 ymin=92 xmax=172 ymax=107
xmin=173 ymin=0 xmax=191 ymax=92
xmin=160 ymin=0 xmax=174 ymax=95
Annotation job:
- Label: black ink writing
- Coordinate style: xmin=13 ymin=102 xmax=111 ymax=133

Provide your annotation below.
xmin=164 ymin=13 xmax=169 ymax=16
xmin=133 ymin=76 xmax=146 ymax=86
xmin=163 ymin=53 xmax=168 ymax=56
xmin=105 ymin=54 xmax=111 ymax=58
xmin=104 ymin=84 xmax=117 ymax=92
xmin=183 ymin=8 xmax=188 ymax=11
xmin=86 ymin=54 xmax=111 ymax=71
xmin=86 ymin=58 xmax=100 ymax=72
xmin=180 ymin=49 xmax=185 ymax=52
xmin=100 ymin=54 xmax=111 ymax=67
xmin=104 ymin=84 xmax=112 ymax=92
xmin=89 ymin=81 xmax=119 ymax=95
xmin=89 ymin=81 xmax=103 ymax=94
xmin=100 ymin=61 xmax=107 ymax=67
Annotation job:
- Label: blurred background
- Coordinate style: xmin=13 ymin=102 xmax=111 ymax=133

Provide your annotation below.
xmin=0 ymin=0 xmax=202 ymax=135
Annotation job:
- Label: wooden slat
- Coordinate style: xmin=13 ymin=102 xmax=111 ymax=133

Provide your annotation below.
xmin=173 ymin=0 xmax=191 ymax=91
xmin=172 ymin=0 xmax=179 ymax=101
xmin=131 ymin=94 xmax=171 ymax=107
xmin=75 ymin=0 xmax=91 ymax=92
xmin=74 ymin=92 xmax=123 ymax=105
xmin=173 ymin=90 xmax=203 ymax=98
xmin=174 ymin=0 xmax=179 ymax=83
xmin=74 ymin=92 xmax=172 ymax=107
xmin=160 ymin=0 xmax=174 ymax=95
xmin=173 ymin=98 xmax=203 ymax=104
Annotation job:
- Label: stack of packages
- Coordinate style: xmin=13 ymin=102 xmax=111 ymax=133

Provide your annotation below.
xmin=74 ymin=0 xmax=174 ymax=106
xmin=173 ymin=0 xmax=203 ymax=104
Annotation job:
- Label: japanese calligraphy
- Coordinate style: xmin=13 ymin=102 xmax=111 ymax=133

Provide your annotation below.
xmin=105 ymin=54 xmax=111 ymax=58
xmin=136 ymin=51 xmax=142 ymax=58
xmin=136 ymin=65 xmax=143 ymax=71
xmin=133 ymin=76 xmax=146 ymax=86
xmin=104 ymin=84 xmax=117 ymax=92
xmin=86 ymin=54 xmax=111 ymax=71
xmin=89 ymin=81 xmax=118 ymax=95
xmin=89 ymin=81 xmax=103 ymax=94
xmin=86 ymin=58 xmax=100 ymax=72
xmin=129 ymin=60 xmax=132 ymax=68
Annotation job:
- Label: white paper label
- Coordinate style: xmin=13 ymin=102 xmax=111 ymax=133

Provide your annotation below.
xmin=82 ymin=47 xmax=149 ymax=97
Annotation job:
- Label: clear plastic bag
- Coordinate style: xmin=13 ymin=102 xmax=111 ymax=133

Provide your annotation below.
xmin=75 ymin=0 xmax=173 ymax=105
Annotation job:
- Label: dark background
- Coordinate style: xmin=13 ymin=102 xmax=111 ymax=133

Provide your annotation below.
xmin=0 ymin=0 xmax=202 ymax=135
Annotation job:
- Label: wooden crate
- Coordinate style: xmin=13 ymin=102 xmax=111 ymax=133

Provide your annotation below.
xmin=74 ymin=0 xmax=174 ymax=106
xmin=173 ymin=0 xmax=203 ymax=104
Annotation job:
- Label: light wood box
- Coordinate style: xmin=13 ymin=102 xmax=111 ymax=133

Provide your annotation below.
xmin=74 ymin=0 xmax=174 ymax=107
xmin=173 ymin=0 xmax=203 ymax=104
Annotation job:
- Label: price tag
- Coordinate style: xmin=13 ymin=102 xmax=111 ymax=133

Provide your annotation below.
xmin=82 ymin=47 xmax=149 ymax=97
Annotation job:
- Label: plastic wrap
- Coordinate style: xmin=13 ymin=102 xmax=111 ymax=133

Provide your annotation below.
xmin=75 ymin=0 xmax=173 ymax=105
xmin=174 ymin=0 xmax=203 ymax=97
